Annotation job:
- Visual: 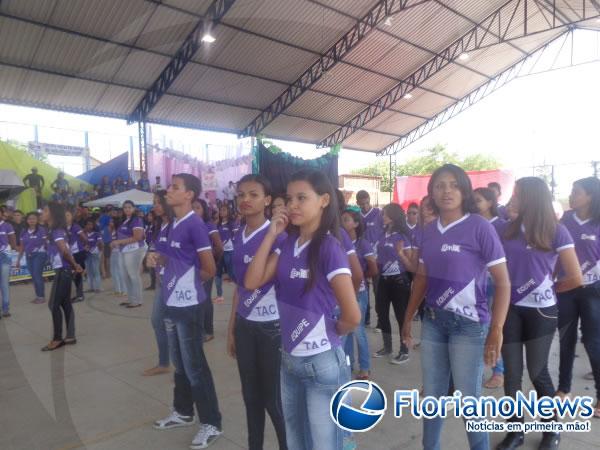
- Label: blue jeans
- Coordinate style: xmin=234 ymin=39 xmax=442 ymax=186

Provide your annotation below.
xmin=0 ymin=253 xmax=10 ymax=313
xmin=343 ymin=289 xmax=370 ymax=371
xmin=215 ymin=250 xmax=234 ymax=297
xmin=151 ymin=276 xmax=169 ymax=367
xmin=86 ymin=253 xmax=102 ymax=291
xmin=26 ymin=252 xmax=47 ymax=298
xmin=110 ymin=251 xmax=125 ymax=293
xmin=122 ymin=248 xmax=145 ymax=305
xmin=421 ymin=308 xmax=489 ymax=450
xmin=281 ymin=346 xmax=350 ymax=450
xmin=165 ymin=304 xmax=222 ymax=429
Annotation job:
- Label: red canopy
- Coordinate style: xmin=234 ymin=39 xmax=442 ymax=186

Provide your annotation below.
xmin=393 ymin=169 xmax=514 ymax=210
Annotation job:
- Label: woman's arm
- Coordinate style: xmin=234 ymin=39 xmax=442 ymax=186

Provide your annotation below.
xmin=348 ymin=253 xmax=364 ymax=292
xmin=401 ymin=262 xmax=427 ymax=347
xmin=365 ymin=255 xmax=378 ymax=278
xmin=57 ymin=239 xmax=82 ymax=272
xmin=198 ymin=249 xmax=216 ymax=281
xmin=331 ymin=274 xmax=360 ymax=335
xmin=396 ymin=241 xmax=416 ymax=273
xmin=226 ymin=289 xmax=239 ymax=358
xmin=210 ymin=233 xmax=224 ymax=262
xmin=244 ymin=214 xmax=287 ymax=290
xmin=485 ymin=262 xmax=511 ymax=367
xmin=554 ymin=248 xmax=583 ymax=293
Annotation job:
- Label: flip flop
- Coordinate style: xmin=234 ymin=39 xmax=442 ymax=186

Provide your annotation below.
xmin=41 ymin=341 xmax=65 ymax=352
xmin=126 ymin=304 xmax=141 ymax=308
xmin=119 ymin=302 xmax=131 ymax=306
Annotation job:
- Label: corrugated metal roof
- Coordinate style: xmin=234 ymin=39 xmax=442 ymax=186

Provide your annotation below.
xmin=341 ymin=129 xmax=400 ymax=152
xmin=285 ymin=91 xmax=366 ymax=125
xmin=135 ymin=4 xmax=196 ymax=55
xmin=367 ymin=110 xmax=426 ymax=136
xmin=263 ymin=115 xmax=341 ymax=142
xmin=162 ymin=0 xmax=213 ymax=16
xmin=0 ymin=17 xmax=45 ymax=66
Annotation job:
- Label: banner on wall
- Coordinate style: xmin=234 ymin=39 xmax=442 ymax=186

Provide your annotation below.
xmin=393 ymin=169 xmax=514 ymax=209
xmin=9 ymin=251 xmax=54 ymax=283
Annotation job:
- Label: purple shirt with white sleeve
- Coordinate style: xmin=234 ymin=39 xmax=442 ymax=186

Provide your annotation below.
xmin=559 ymin=210 xmax=600 ymax=285
xmin=354 ymin=238 xmax=374 ymax=292
xmin=86 ymin=231 xmax=102 ymax=254
xmin=48 ymin=228 xmax=71 ymax=269
xmin=419 ymin=214 xmax=506 ymax=323
xmin=376 ymin=232 xmax=412 ymax=276
xmin=219 ymin=221 xmax=235 ymax=252
xmin=118 ymin=217 xmax=145 ymax=252
xmin=0 ymin=220 xmax=15 ymax=254
xmin=20 ymin=226 xmax=47 ymax=254
xmin=274 ymin=234 xmax=351 ymax=356
xmin=162 ymin=212 xmax=212 ymax=308
xmin=501 ymin=222 xmax=574 ymax=307
xmin=232 ymin=220 xmax=285 ymax=321
xmin=361 ymin=207 xmax=384 ymax=246
xmin=67 ymin=223 xmax=84 ymax=254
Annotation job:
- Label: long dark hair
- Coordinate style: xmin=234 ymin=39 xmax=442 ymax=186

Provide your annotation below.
xmin=289 ymin=170 xmax=340 ymax=292
xmin=573 ymin=177 xmax=600 ymax=224
xmin=473 ymin=187 xmax=498 ymax=218
xmin=122 ymin=200 xmax=136 ymax=219
xmin=25 ymin=211 xmax=40 ymax=233
xmin=504 ymin=177 xmax=556 ymax=251
xmin=153 ymin=190 xmax=172 ymax=241
xmin=382 ymin=203 xmax=411 ymax=237
xmin=343 ymin=208 xmax=365 ymax=240
xmin=47 ymin=201 xmax=67 ymax=231
xmin=428 ymin=164 xmax=477 ymax=215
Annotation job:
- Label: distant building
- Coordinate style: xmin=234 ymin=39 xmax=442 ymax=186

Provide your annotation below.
xmin=338 ymin=174 xmax=386 ymax=207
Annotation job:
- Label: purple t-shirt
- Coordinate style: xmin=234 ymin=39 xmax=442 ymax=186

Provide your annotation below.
xmin=418 ymin=214 xmax=506 ymax=323
xmin=497 ymin=204 xmax=509 ymax=221
xmin=162 ymin=212 xmax=212 ymax=308
xmin=118 ymin=217 xmax=145 ymax=252
xmin=48 ymin=228 xmax=71 ymax=269
xmin=20 ymin=226 xmax=47 ymax=254
xmin=377 ymin=231 xmax=412 ymax=276
xmin=489 ymin=216 xmax=507 ymax=235
xmin=218 ymin=221 xmax=236 ymax=252
xmin=232 ymin=220 xmax=285 ymax=321
xmin=340 ymin=228 xmax=357 ymax=257
xmin=361 ymin=207 xmax=384 ymax=246
xmin=86 ymin=231 xmax=102 ymax=254
xmin=67 ymin=223 xmax=85 ymax=254
xmin=559 ymin=211 xmax=600 ymax=285
xmin=500 ymin=222 xmax=574 ymax=307
xmin=0 ymin=221 xmax=15 ymax=254
xmin=353 ymin=238 xmax=375 ymax=292
xmin=274 ymin=234 xmax=351 ymax=356
xmin=153 ymin=221 xmax=171 ymax=276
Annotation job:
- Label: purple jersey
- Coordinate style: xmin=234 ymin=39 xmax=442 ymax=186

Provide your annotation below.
xmin=48 ymin=228 xmax=71 ymax=269
xmin=340 ymin=228 xmax=357 ymax=257
xmin=560 ymin=211 xmax=600 ymax=285
xmin=489 ymin=216 xmax=507 ymax=235
xmin=118 ymin=217 xmax=145 ymax=252
xmin=274 ymin=234 xmax=351 ymax=356
xmin=501 ymin=222 xmax=574 ymax=307
xmin=153 ymin=221 xmax=171 ymax=276
xmin=86 ymin=231 xmax=102 ymax=254
xmin=218 ymin=221 xmax=236 ymax=252
xmin=497 ymin=204 xmax=509 ymax=221
xmin=361 ymin=207 xmax=384 ymax=246
xmin=20 ymin=226 xmax=47 ymax=254
xmin=0 ymin=220 xmax=15 ymax=254
xmin=419 ymin=214 xmax=506 ymax=323
xmin=353 ymin=238 xmax=375 ymax=292
xmin=162 ymin=212 xmax=212 ymax=308
xmin=232 ymin=220 xmax=285 ymax=321
xmin=67 ymin=223 xmax=84 ymax=254
xmin=377 ymin=232 xmax=412 ymax=276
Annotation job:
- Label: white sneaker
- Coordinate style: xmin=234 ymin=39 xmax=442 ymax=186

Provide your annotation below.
xmin=153 ymin=410 xmax=195 ymax=430
xmin=190 ymin=424 xmax=222 ymax=449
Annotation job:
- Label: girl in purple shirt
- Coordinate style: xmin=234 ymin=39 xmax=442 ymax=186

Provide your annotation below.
xmin=16 ymin=212 xmax=48 ymax=304
xmin=226 ymin=174 xmax=287 ymax=450
xmin=0 ymin=205 xmax=16 ymax=317
xmin=245 ymin=170 xmax=360 ymax=450
xmin=215 ymin=204 xmax=236 ymax=302
xmin=66 ymin=209 xmax=87 ymax=303
xmin=497 ymin=177 xmax=582 ymax=450
xmin=556 ymin=177 xmax=600 ymax=419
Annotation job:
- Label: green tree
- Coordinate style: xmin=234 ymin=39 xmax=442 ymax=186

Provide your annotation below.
xmin=351 ymin=144 xmax=501 ymax=191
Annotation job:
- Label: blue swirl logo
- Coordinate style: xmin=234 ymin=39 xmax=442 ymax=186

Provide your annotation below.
xmin=330 ymin=381 xmax=387 ymax=432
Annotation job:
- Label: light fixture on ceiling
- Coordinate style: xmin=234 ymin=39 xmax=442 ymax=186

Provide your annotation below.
xmin=384 ymin=17 xmax=393 ymax=26
xmin=458 ymin=52 xmax=470 ymax=61
xmin=201 ymin=33 xmax=216 ymax=43
xmin=403 ymin=93 xmax=413 ymax=99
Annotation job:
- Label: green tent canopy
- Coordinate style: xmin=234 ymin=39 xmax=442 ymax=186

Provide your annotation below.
xmin=0 ymin=141 xmax=92 ymax=213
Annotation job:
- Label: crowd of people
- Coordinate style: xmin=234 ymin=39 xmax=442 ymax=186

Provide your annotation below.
xmin=1 ymin=166 xmax=599 ymax=450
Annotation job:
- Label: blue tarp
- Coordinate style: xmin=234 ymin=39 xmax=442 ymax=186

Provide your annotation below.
xmin=77 ymin=152 xmax=129 ymax=187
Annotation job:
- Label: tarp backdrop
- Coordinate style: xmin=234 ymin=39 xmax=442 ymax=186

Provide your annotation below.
xmin=393 ymin=169 xmax=515 ymax=209
xmin=255 ymin=142 xmax=338 ymax=195
xmin=77 ymin=152 xmax=129 ymax=187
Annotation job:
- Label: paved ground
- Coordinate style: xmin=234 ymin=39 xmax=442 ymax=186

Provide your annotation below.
xmin=1 ymin=277 xmax=598 ymax=450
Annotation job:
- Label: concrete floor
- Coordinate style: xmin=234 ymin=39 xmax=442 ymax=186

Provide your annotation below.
xmin=1 ymin=277 xmax=598 ymax=450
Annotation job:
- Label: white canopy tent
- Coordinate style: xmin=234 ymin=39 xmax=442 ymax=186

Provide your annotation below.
xmin=84 ymin=189 xmax=153 ymax=208
xmin=0 ymin=169 xmax=26 ymax=202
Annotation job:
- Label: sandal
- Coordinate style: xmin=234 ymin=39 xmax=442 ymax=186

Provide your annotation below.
xmin=41 ymin=340 xmax=65 ymax=351
xmin=126 ymin=303 xmax=141 ymax=308
xmin=119 ymin=302 xmax=131 ymax=306
xmin=484 ymin=374 xmax=504 ymax=389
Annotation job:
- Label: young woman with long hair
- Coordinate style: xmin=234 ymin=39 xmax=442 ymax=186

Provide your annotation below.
xmin=65 ymin=208 xmax=87 ymax=303
xmin=108 ymin=218 xmax=126 ymax=297
xmin=41 ymin=202 xmax=83 ymax=351
xmin=341 ymin=208 xmax=378 ymax=379
xmin=373 ymin=203 xmax=415 ymax=364
xmin=143 ymin=190 xmax=173 ymax=377
xmin=16 ymin=212 xmax=47 ymax=304
xmin=192 ymin=197 xmax=223 ymax=342
xmin=83 ymin=218 xmax=103 ymax=293
xmin=556 ymin=177 xmax=600 ymax=419
xmin=270 ymin=193 xmax=286 ymax=219
xmin=215 ymin=203 xmax=237 ymax=302
xmin=402 ymin=164 xmax=511 ymax=450
xmin=245 ymin=169 xmax=360 ymax=450
xmin=111 ymin=200 xmax=146 ymax=308
xmin=226 ymin=174 xmax=287 ymax=450
xmin=0 ymin=205 xmax=16 ymax=317
xmin=496 ymin=177 xmax=582 ymax=450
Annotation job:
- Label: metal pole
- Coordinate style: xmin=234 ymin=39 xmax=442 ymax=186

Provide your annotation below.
xmin=129 ymin=136 xmax=135 ymax=182
xmin=389 ymin=154 xmax=392 ymax=203
xmin=84 ymin=131 xmax=91 ymax=172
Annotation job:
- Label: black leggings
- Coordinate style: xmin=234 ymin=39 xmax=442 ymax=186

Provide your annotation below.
xmin=376 ymin=274 xmax=411 ymax=353
xmin=502 ymin=304 xmax=558 ymax=422
xmin=203 ymin=278 xmax=214 ymax=335
xmin=72 ymin=251 xmax=86 ymax=298
xmin=234 ymin=316 xmax=287 ymax=450
xmin=49 ymin=269 xmax=75 ymax=341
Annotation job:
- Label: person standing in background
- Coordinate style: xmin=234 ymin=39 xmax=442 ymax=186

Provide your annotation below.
xmin=138 ymin=172 xmax=151 ymax=192
xmin=9 ymin=210 xmax=25 ymax=248
xmin=152 ymin=176 xmax=163 ymax=193
xmin=84 ymin=218 xmax=103 ymax=293
xmin=51 ymin=171 xmax=69 ymax=195
xmin=16 ymin=212 xmax=48 ymax=304
xmin=0 ymin=205 xmax=16 ymax=318
xmin=23 ymin=167 xmax=45 ymax=209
